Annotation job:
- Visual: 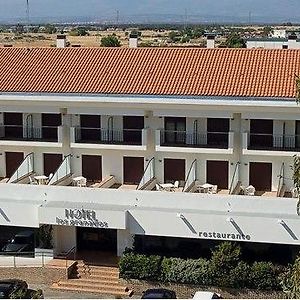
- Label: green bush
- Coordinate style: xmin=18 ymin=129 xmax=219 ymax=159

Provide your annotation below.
xmin=229 ymin=261 xmax=251 ymax=289
xmin=161 ymin=257 xmax=212 ymax=285
xmin=210 ymin=242 xmax=241 ymax=287
xmin=250 ymin=261 xmax=280 ymax=290
xmin=280 ymin=257 xmax=300 ymax=298
xmin=119 ymin=242 xmax=285 ymax=292
xmin=119 ymin=252 xmax=161 ymax=280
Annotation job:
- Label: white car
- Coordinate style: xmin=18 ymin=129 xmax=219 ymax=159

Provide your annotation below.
xmin=192 ymin=291 xmax=223 ymax=299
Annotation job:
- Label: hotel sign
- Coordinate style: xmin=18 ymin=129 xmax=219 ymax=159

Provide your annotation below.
xmin=56 ymin=208 xmax=108 ymax=228
xmin=199 ymin=230 xmax=251 ymax=241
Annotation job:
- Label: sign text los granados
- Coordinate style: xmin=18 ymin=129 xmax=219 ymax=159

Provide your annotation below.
xmin=56 ymin=208 xmax=108 ymax=228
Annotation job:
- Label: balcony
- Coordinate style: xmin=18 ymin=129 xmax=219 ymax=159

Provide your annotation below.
xmin=156 ymin=130 xmax=234 ymax=154
xmin=0 ymin=125 xmax=63 ymax=147
xmin=70 ymin=127 xmax=147 ymax=150
xmin=243 ymin=133 xmax=300 ymax=156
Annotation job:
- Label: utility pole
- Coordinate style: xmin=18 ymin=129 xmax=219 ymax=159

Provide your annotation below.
xmin=184 ymin=8 xmax=188 ymax=30
xmin=116 ymin=10 xmax=120 ymax=25
xmin=26 ymin=0 xmax=30 ymax=25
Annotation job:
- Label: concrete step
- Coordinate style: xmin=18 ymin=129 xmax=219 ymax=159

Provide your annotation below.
xmin=77 ymin=265 xmax=119 ymax=273
xmin=52 ymin=283 xmax=133 ymax=297
xmin=77 ymin=269 xmax=119 ymax=277
xmin=73 ymin=277 xmax=120 ymax=285
xmin=77 ymin=274 xmax=119 ymax=281
xmin=59 ymin=280 xmax=126 ymax=290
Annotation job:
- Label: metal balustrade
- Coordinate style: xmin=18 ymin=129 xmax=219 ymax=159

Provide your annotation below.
xmin=160 ymin=130 xmax=229 ymax=148
xmin=0 ymin=125 xmax=59 ymax=142
xmin=248 ymin=133 xmax=300 ymax=151
xmin=74 ymin=127 xmax=143 ymax=145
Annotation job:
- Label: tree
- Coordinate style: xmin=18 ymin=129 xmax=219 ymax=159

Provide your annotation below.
xmin=262 ymin=26 xmax=272 ymax=37
xmin=15 ymin=24 xmax=24 ymax=34
xmin=294 ymin=76 xmax=300 ymax=215
xmin=44 ymin=24 xmax=57 ymax=34
xmin=168 ymin=31 xmax=180 ymax=43
xmin=100 ymin=35 xmax=121 ymax=47
xmin=69 ymin=27 xmax=89 ymax=36
xmin=221 ymin=33 xmax=246 ymax=48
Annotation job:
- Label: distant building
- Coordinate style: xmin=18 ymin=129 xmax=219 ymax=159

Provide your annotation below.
xmin=246 ymin=34 xmax=300 ymax=49
xmin=270 ymin=29 xmax=287 ymax=39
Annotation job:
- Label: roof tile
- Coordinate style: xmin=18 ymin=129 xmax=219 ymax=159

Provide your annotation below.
xmin=0 ymin=47 xmax=300 ymax=98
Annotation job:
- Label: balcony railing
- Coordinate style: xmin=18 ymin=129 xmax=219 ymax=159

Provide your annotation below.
xmin=0 ymin=125 xmax=59 ymax=142
xmin=247 ymin=133 xmax=300 ymax=151
xmin=74 ymin=127 xmax=143 ymax=145
xmin=159 ymin=130 xmax=229 ymax=149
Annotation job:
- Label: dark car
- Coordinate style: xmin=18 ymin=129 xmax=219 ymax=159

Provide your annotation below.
xmin=0 ymin=279 xmax=28 ymax=299
xmin=141 ymin=289 xmax=176 ymax=299
xmin=2 ymin=231 xmax=34 ymax=254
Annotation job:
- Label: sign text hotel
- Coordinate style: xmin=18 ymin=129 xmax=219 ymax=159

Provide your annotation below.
xmin=56 ymin=208 xmax=108 ymax=228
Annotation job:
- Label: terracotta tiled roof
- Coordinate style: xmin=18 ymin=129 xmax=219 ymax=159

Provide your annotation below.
xmin=0 ymin=47 xmax=300 ymax=98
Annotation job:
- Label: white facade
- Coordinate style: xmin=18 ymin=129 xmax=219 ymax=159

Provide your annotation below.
xmin=271 ymin=29 xmax=287 ymax=38
xmin=247 ymin=38 xmax=300 ymax=49
xmin=0 ymin=94 xmax=300 ymax=254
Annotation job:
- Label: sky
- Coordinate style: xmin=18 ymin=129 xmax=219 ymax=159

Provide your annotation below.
xmin=1 ymin=0 xmax=300 ymax=22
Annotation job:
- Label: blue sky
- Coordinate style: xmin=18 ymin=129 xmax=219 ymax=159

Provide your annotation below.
xmin=1 ymin=0 xmax=300 ymax=22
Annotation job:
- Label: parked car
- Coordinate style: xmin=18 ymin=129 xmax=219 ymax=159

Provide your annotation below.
xmin=192 ymin=291 xmax=223 ymax=299
xmin=0 ymin=279 xmax=28 ymax=298
xmin=141 ymin=288 xmax=176 ymax=299
xmin=1 ymin=231 xmax=34 ymax=254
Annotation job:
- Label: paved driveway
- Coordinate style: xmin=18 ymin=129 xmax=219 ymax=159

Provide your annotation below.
xmin=29 ymin=284 xmax=140 ymax=299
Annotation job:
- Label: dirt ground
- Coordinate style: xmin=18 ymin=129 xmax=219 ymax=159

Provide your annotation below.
xmin=0 ymin=30 xmax=210 ymax=48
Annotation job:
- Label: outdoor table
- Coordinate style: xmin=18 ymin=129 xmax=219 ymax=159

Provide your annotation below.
xmin=72 ymin=176 xmax=86 ymax=187
xmin=34 ymin=175 xmax=48 ymax=185
xmin=160 ymin=183 xmax=175 ymax=191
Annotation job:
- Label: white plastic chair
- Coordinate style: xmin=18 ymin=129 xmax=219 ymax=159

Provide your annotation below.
xmin=80 ymin=177 xmax=87 ymax=187
xmin=245 ymin=185 xmax=255 ymax=196
xmin=174 ymin=181 xmax=179 ymax=188
xmin=156 ymin=184 xmax=163 ymax=191
xmin=292 ymin=187 xmax=299 ymax=198
xmin=208 ymin=185 xmax=218 ymax=194
xmin=29 ymin=176 xmax=37 ymax=185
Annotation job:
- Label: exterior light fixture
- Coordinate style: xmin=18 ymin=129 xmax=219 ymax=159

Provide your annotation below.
xmin=177 ymin=213 xmax=185 ymax=220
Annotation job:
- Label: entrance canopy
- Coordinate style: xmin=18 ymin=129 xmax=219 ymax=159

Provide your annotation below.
xmin=0 ymin=200 xmax=39 ymax=228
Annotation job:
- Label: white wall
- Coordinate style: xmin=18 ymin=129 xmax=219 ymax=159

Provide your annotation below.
xmin=52 ymin=225 xmax=76 ymax=254
xmin=0 ymin=183 xmax=300 ymax=245
xmin=117 ymin=229 xmax=134 ymax=256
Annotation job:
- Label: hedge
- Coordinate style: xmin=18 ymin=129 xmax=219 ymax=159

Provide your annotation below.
xmin=160 ymin=257 xmax=213 ymax=286
xmin=119 ymin=252 xmax=161 ymax=280
xmin=119 ymin=243 xmax=283 ymax=291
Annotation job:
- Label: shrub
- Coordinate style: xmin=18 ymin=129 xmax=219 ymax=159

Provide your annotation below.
xmin=280 ymin=256 xmax=300 ymax=298
xmin=119 ymin=242 xmax=285 ymax=292
xmin=100 ymin=35 xmax=121 ymax=47
xmin=30 ymin=289 xmax=44 ymax=299
xmin=119 ymin=252 xmax=161 ymax=280
xmin=210 ymin=242 xmax=241 ymax=287
xmin=250 ymin=261 xmax=280 ymax=290
xmin=229 ymin=261 xmax=251 ymax=289
xmin=161 ymin=257 xmax=212 ymax=286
